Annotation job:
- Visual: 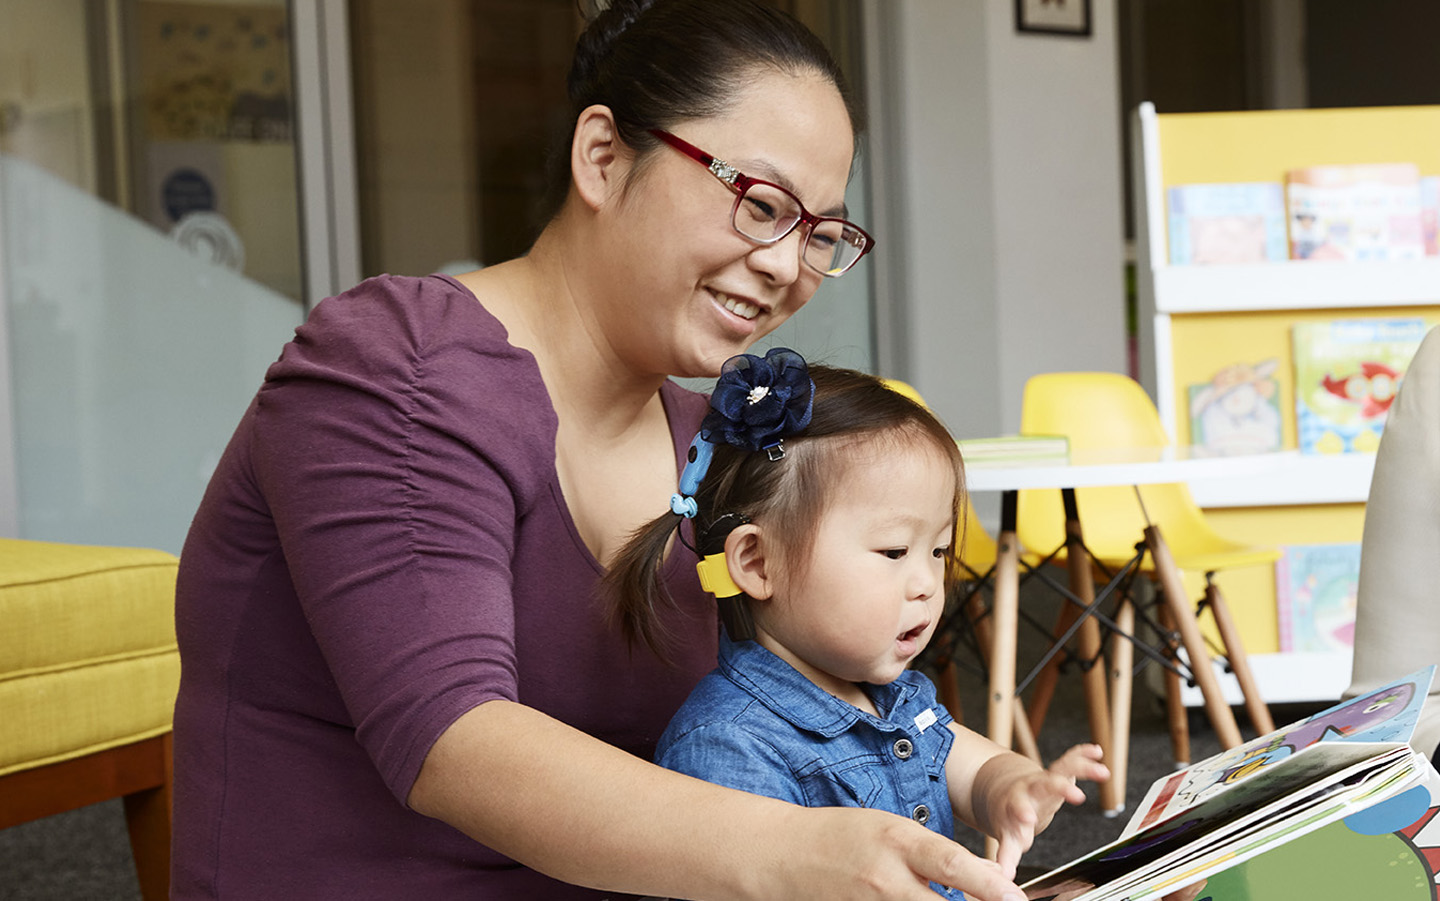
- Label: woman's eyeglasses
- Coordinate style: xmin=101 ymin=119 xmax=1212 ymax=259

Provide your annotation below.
xmin=648 ymin=128 xmax=875 ymax=278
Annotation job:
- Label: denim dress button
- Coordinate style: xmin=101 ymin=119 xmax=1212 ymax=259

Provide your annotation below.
xmin=911 ymin=804 xmax=931 ymax=825
xmin=892 ymin=738 xmax=914 ymax=759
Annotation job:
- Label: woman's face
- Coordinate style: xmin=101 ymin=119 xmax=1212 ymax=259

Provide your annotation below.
xmin=596 ymin=67 xmax=857 ymax=379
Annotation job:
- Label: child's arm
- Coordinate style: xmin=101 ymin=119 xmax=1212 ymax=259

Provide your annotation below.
xmin=944 ymin=725 xmax=1109 ymax=878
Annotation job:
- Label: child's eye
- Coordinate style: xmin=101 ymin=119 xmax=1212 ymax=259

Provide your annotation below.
xmin=882 ymin=548 xmax=907 ymax=560
xmin=933 ymin=546 xmax=949 ymax=559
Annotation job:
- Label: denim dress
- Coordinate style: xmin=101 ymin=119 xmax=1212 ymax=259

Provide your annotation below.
xmin=656 ymin=636 xmax=965 ymax=899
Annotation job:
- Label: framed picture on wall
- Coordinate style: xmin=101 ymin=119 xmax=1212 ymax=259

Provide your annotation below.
xmin=1015 ymin=0 xmax=1092 ymax=37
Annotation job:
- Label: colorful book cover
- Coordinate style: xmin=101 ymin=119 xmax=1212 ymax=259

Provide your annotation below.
xmin=1286 ymin=162 xmax=1426 ymax=262
xmin=1186 ymin=359 xmax=1282 ymax=454
xmin=1023 ymin=668 xmax=1439 ymax=901
xmin=1292 ymin=317 xmax=1429 ymax=454
xmin=1167 ymin=182 xmax=1288 ymax=265
xmin=1274 ymin=543 xmax=1361 ymax=653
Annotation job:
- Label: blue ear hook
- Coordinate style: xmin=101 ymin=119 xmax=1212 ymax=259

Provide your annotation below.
xmin=669 ymin=432 xmax=715 ymax=518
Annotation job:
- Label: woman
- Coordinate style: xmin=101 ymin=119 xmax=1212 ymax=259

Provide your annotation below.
xmin=171 ymin=2 xmax=1027 ymax=899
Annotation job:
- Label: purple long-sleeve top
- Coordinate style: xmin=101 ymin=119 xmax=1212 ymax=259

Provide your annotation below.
xmin=171 ymin=274 xmax=717 ymax=898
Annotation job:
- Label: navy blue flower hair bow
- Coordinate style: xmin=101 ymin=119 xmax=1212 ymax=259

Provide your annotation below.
xmin=701 ymin=348 xmax=815 ymax=454
xmin=669 ymin=348 xmax=815 ymax=520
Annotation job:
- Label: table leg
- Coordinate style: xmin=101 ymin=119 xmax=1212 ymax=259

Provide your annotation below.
xmin=987 ymin=492 xmax=1019 ymax=754
xmin=1144 ymin=524 xmax=1243 ymax=748
xmin=1107 ymin=598 xmax=1134 ymax=816
xmin=1061 ymin=489 xmax=1120 ymax=815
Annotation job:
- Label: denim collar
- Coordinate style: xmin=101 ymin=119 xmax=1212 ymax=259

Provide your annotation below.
xmin=718 ymin=634 xmax=920 ymax=738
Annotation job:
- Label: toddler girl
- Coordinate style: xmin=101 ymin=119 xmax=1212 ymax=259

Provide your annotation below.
xmin=608 ymin=349 xmax=1107 ymax=898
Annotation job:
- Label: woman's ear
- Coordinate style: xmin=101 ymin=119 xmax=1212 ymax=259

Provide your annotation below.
xmin=725 ymin=523 xmax=775 ymax=601
xmin=570 ymin=104 xmax=630 ymax=211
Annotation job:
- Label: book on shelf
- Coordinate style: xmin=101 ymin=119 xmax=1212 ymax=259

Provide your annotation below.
xmin=1186 ymin=359 xmax=1282 ymax=455
xmin=956 ymin=434 xmax=1069 ymax=465
xmin=1285 ymin=162 xmax=1427 ymax=262
xmin=1422 ymin=175 xmax=1440 ymax=256
xmin=1166 ymin=182 xmax=1288 ymax=265
xmin=1292 ymin=317 xmax=1430 ymax=454
xmin=1022 ymin=667 xmax=1439 ymax=901
xmin=1275 ymin=543 xmax=1361 ymax=654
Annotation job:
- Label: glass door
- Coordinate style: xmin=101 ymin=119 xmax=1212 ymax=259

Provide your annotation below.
xmin=0 ymin=0 xmax=315 ymax=552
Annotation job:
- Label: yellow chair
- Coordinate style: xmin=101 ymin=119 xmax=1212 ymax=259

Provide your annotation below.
xmin=0 ymin=539 xmax=180 ymax=900
xmin=1016 ymin=372 xmax=1279 ymax=768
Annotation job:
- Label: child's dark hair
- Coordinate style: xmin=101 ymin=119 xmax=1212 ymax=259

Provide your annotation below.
xmin=538 ymin=0 xmax=865 ymax=225
xmin=606 ymin=365 xmax=966 ymax=659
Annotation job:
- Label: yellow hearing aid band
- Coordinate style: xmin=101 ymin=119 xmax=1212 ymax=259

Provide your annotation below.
xmin=696 ymin=552 xmax=743 ymax=599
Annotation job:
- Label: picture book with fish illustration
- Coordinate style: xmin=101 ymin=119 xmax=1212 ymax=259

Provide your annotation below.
xmin=1274 ymin=543 xmax=1361 ymax=654
xmin=1022 ymin=667 xmax=1438 ymax=901
xmin=1292 ymin=317 xmax=1429 ymax=454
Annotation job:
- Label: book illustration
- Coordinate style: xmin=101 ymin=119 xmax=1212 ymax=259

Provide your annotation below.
xmin=1292 ymin=317 xmax=1429 ymax=454
xmin=1127 ymin=668 xmax=1432 ymax=836
xmin=1021 ymin=668 xmax=1437 ymax=901
xmin=1275 ymin=543 xmax=1361 ymax=653
xmin=1166 ymin=182 xmax=1288 ymax=265
xmin=1197 ymin=766 xmax=1440 ymax=901
xmin=1186 ymin=360 xmax=1282 ymax=454
xmin=1285 ymin=162 xmax=1426 ymax=262
xmin=1422 ymin=175 xmax=1439 ymax=256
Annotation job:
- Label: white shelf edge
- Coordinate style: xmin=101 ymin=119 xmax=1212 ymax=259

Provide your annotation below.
xmin=1151 ymin=258 xmax=1440 ymax=314
xmin=1189 ymin=452 xmax=1375 ymax=508
xmin=1174 ymin=651 xmax=1354 ymax=708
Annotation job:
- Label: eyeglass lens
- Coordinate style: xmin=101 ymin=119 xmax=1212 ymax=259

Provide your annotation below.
xmin=734 ymin=182 xmax=868 ymax=277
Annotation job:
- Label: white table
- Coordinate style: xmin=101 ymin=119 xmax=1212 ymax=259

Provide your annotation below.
xmin=960 ymin=447 xmax=1295 ymax=814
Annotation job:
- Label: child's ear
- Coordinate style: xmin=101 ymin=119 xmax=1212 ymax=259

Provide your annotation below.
xmin=724 ymin=523 xmax=774 ymax=601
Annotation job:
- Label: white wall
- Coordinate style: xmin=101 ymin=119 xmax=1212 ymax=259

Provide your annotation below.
xmin=873 ymin=0 xmax=1127 ymax=440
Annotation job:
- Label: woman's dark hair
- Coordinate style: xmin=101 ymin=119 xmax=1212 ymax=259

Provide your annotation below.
xmin=606 ymin=365 xmax=966 ymax=659
xmin=538 ymin=0 xmax=865 ymax=224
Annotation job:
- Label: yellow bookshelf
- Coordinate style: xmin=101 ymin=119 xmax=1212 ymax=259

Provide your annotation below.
xmin=1132 ymin=102 xmax=1440 ymax=704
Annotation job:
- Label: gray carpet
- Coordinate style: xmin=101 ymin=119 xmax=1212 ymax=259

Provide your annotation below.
xmin=0 ymin=593 xmax=1320 ymax=898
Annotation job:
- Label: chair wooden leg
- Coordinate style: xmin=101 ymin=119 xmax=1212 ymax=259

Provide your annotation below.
xmin=937 ymin=659 xmax=964 ymax=723
xmin=1203 ymin=577 xmax=1275 ymax=736
xmin=1145 ymin=525 xmax=1242 ymax=748
xmin=1158 ymin=603 xmax=1191 ymax=767
xmin=123 ymin=732 xmax=172 ymax=901
xmin=1025 ymin=595 xmax=1081 ymax=738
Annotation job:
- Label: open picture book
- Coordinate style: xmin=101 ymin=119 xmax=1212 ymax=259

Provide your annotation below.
xmin=1021 ymin=666 xmax=1439 ymax=901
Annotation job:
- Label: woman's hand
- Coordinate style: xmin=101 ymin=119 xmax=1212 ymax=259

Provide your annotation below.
xmin=986 ymin=743 xmax=1109 ymax=879
xmin=762 ymin=805 xmax=1029 ymax=901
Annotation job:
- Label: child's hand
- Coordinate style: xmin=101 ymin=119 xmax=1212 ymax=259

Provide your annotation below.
xmin=992 ymin=743 xmax=1109 ymax=878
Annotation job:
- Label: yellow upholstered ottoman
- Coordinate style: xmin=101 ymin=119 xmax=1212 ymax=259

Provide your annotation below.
xmin=0 ymin=538 xmax=180 ymax=900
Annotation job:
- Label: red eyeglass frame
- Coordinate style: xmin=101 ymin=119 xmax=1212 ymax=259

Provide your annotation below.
xmin=647 ymin=128 xmax=875 ymax=275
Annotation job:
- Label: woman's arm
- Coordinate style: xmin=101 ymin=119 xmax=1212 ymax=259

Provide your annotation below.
xmin=410 ymin=699 xmax=1030 ymax=901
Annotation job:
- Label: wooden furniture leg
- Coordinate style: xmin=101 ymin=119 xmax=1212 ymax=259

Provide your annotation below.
xmin=1145 ymin=525 xmax=1242 ymax=748
xmin=1025 ymin=597 xmax=1081 ymax=737
xmin=1061 ymin=490 xmax=1120 ymax=815
xmin=987 ymin=491 xmax=1020 ymax=755
xmin=0 ymin=733 xmax=172 ymax=901
xmin=937 ymin=659 xmax=964 ymax=722
xmin=1158 ymin=603 xmax=1192 ymax=767
xmin=1107 ymin=598 xmax=1135 ymax=815
xmin=1203 ymin=576 xmax=1275 ymax=735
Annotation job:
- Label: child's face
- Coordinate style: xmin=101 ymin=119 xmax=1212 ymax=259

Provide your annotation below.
xmin=753 ymin=443 xmax=956 ymax=703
